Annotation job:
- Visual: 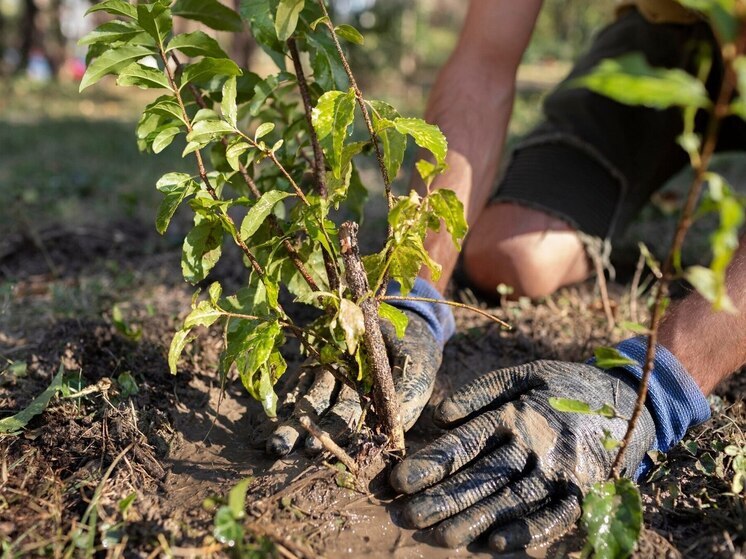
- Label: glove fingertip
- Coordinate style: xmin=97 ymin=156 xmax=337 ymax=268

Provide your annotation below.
xmin=390 ymin=460 xmax=424 ymax=495
xmin=433 ymin=399 xmax=465 ymax=427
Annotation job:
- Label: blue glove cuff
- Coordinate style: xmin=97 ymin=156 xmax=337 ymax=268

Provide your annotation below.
xmin=591 ymin=336 xmax=711 ymax=478
xmin=385 ymin=278 xmax=456 ymax=346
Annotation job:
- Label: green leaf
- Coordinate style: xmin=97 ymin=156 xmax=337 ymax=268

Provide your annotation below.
xmin=180 ymin=57 xmax=242 ymax=89
xmin=228 ymin=477 xmax=254 ymax=519
xmin=182 ymin=219 xmax=224 ymax=283
xmin=112 ymin=304 xmax=142 ymax=341
xmin=548 ymin=398 xmax=619 ymax=419
xmin=275 ymin=0 xmax=304 ymax=41
xmin=335 ymin=24 xmax=364 ymax=45
xmin=213 ymin=506 xmax=243 ymax=546
xmin=145 ymin=95 xmax=187 ymax=125
xmin=236 ymin=320 xmax=283 ymax=415
xmin=393 ymin=117 xmax=448 ymax=166
xmin=79 ymin=21 xmax=152 ymax=47
xmin=313 ymin=89 xmax=356 ymax=178
xmin=685 ymin=265 xmax=736 ymax=313
xmin=429 ymin=189 xmax=467 ymax=248
xmin=0 ymin=366 xmax=63 ymax=434
xmin=369 ymin=100 xmax=406 ymax=181
xmin=136 ymin=1 xmax=172 ymax=44
xmin=226 ymin=139 xmax=252 ymax=170
xmin=379 ymin=302 xmax=409 ymax=339
xmin=117 ymin=372 xmax=139 ymax=398
xmin=254 ymin=122 xmax=275 ymax=140
xmin=240 ymin=191 xmax=293 ymax=241
xmin=168 ymin=328 xmax=195 ymax=374
xmin=306 ymin=32 xmax=348 ymax=90
xmin=239 ymin=0 xmax=286 ymax=69
xmin=678 ymin=0 xmax=739 ymax=43
xmin=80 ymin=45 xmax=154 ymax=91
xmin=166 ymin=31 xmax=228 ymax=58
xmin=221 ymin=76 xmax=238 ymax=127
xmin=582 ymin=479 xmax=642 ymax=559
xmin=184 ymin=300 xmax=223 ymax=328
xmin=117 ymin=61 xmax=171 ymax=90
xmin=572 ymin=52 xmax=711 ymax=110
xmin=186 ymin=119 xmax=235 ymax=145
xmin=172 ymin=0 xmax=244 ymax=32
xmin=152 ymin=126 xmax=181 ymax=154
xmin=619 ymin=321 xmax=650 ymax=335
xmin=593 ymin=347 xmax=638 ymax=369
xmin=86 ymin=0 xmax=137 ymax=19
xmin=338 ymin=299 xmax=365 ymax=354
xmin=155 ymin=173 xmax=198 ymax=234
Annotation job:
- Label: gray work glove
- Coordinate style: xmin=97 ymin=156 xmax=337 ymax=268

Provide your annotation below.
xmin=390 ymin=360 xmax=656 ymax=552
xmin=266 ymin=309 xmax=443 ymax=456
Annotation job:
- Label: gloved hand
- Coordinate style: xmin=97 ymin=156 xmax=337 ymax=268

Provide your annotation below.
xmin=266 ymin=278 xmax=455 ymax=456
xmin=390 ymin=338 xmax=710 ymax=552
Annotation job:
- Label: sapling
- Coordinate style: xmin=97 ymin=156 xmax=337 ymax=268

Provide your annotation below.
xmin=79 ymin=0 xmax=473 ymax=453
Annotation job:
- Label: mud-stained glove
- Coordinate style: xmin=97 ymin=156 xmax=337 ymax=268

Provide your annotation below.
xmin=266 ymin=278 xmax=455 ymax=456
xmin=390 ymin=339 xmax=710 ymax=552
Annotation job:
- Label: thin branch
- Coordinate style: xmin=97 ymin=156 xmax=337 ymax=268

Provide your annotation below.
xmin=299 ymin=416 xmax=359 ymax=475
xmin=610 ymin=34 xmax=744 ymax=478
xmin=315 ymin=0 xmax=393 ymax=212
xmin=287 ymin=37 xmax=341 ymax=291
xmin=379 ymin=295 xmax=511 ymax=330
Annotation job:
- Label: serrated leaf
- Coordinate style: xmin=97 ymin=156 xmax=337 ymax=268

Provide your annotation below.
xmin=184 ymin=300 xmax=223 ymax=328
xmin=338 ymin=299 xmax=365 ymax=354
xmin=182 ymin=219 xmax=224 ymax=283
xmin=136 ymin=1 xmax=172 ymax=44
xmin=240 ymin=191 xmax=292 ymax=241
xmin=180 ymin=57 xmax=241 ymax=89
xmin=369 ymin=100 xmax=406 ymax=181
xmin=393 ymin=117 xmax=447 ymax=166
xmin=335 ymin=24 xmax=364 ymax=45
xmin=117 ymin=61 xmax=171 ymax=89
xmin=166 ymin=31 xmax=228 ymax=58
xmin=429 ymin=189 xmax=467 ymax=248
xmin=222 ymin=76 xmax=238 ymax=127
xmin=79 ymin=21 xmax=152 ymax=47
xmin=168 ymin=328 xmax=195 ymax=374
xmin=275 ymin=0 xmax=304 ymax=41
xmin=572 ymin=52 xmax=711 ymax=110
xmin=312 ymin=89 xmax=356 ymax=178
xmin=86 ymin=0 xmax=137 ymax=19
xmin=379 ymin=303 xmax=408 ymax=339
xmin=593 ymin=347 xmax=638 ymax=369
xmin=0 ymin=366 xmax=63 ymax=433
xmin=80 ymin=45 xmax=154 ymax=91
xmin=582 ymin=479 xmax=642 ymax=559
xmin=172 ymin=0 xmax=244 ymax=32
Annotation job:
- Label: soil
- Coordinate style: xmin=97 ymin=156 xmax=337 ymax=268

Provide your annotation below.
xmin=1 ymin=221 xmax=744 ymax=558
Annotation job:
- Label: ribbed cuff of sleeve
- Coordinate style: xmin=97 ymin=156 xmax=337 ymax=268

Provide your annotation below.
xmin=591 ymin=336 xmax=711 ymax=479
xmin=385 ymin=278 xmax=456 ymax=346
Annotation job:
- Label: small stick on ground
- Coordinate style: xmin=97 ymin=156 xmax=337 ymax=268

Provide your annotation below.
xmin=339 ymin=221 xmax=405 ymax=452
xmin=299 ymin=416 xmax=359 ymax=476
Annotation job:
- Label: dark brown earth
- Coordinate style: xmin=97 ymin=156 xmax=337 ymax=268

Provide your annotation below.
xmin=1 ymin=218 xmax=744 ymax=558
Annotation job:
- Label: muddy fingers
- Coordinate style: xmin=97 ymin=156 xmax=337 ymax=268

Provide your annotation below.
xmin=489 ymin=495 xmax=581 ymax=552
xmin=433 ymin=474 xmax=553 ymax=549
xmin=266 ymin=368 xmax=337 ymax=456
xmin=401 ymin=442 xmax=529 ymax=528
xmin=305 ymin=383 xmax=362 ymax=454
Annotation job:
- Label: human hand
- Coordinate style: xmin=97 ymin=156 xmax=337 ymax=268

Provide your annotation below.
xmin=390 ymin=360 xmax=656 ymax=552
xmin=266 ymin=309 xmax=443 ymax=456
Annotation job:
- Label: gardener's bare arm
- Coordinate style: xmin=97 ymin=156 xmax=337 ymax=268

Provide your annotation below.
xmin=415 ymin=0 xmax=543 ymax=291
xmin=659 ymin=239 xmax=746 ymax=394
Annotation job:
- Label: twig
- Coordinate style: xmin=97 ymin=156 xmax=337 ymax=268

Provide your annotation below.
xmin=287 ymin=37 xmax=341 ymax=291
xmin=315 ymin=0 xmax=392 ymax=212
xmin=610 ymin=31 xmax=744 ymax=478
xmin=339 ymin=221 xmax=405 ymax=452
xmin=299 ymin=416 xmax=359 ymax=475
xmin=591 ymin=251 xmax=616 ymax=331
xmin=379 ymin=295 xmax=511 ymax=329
xmin=629 ymin=252 xmax=646 ymax=324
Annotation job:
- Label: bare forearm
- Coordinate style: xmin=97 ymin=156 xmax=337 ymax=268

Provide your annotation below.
xmin=659 ymin=241 xmax=746 ymax=394
xmin=414 ymin=0 xmax=543 ymax=291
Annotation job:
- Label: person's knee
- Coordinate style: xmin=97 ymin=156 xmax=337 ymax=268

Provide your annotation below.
xmin=462 ymin=204 xmax=589 ymax=299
